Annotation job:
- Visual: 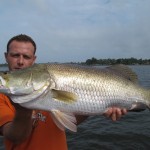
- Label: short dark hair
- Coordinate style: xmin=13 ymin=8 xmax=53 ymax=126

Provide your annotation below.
xmin=7 ymin=34 xmax=36 ymax=54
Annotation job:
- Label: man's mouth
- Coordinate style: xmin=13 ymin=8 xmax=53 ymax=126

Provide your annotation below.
xmin=14 ymin=67 xmax=23 ymax=70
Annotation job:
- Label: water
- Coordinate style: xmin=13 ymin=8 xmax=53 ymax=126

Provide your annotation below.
xmin=0 ymin=65 xmax=150 ymax=150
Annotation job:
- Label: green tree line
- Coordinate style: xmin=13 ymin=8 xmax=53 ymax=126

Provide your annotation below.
xmin=85 ymin=57 xmax=150 ymax=65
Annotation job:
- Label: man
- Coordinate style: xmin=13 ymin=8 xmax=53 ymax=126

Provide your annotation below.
xmin=0 ymin=34 xmax=127 ymax=150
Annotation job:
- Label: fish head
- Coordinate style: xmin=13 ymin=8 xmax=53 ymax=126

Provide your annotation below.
xmin=0 ymin=64 xmax=50 ymax=96
xmin=0 ymin=69 xmax=34 ymax=95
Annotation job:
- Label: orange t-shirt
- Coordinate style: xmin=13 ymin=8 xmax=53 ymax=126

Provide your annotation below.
xmin=0 ymin=93 xmax=68 ymax=150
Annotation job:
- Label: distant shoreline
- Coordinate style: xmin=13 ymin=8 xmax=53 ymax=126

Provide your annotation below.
xmin=0 ymin=64 xmax=8 ymax=67
xmin=0 ymin=58 xmax=150 ymax=67
xmin=0 ymin=63 xmax=150 ymax=66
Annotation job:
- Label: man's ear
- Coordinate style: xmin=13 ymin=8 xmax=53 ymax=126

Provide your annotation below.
xmin=4 ymin=52 xmax=8 ymax=63
xmin=32 ymin=55 xmax=37 ymax=65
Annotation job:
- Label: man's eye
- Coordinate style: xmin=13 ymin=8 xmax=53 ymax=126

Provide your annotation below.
xmin=12 ymin=54 xmax=19 ymax=58
xmin=23 ymin=56 xmax=31 ymax=59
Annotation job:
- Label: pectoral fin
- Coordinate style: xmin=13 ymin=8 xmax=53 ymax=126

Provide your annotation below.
xmin=50 ymin=109 xmax=77 ymax=132
xmin=51 ymin=89 xmax=78 ymax=103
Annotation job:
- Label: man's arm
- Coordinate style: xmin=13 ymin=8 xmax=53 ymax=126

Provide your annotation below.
xmin=1 ymin=105 xmax=33 ymax=144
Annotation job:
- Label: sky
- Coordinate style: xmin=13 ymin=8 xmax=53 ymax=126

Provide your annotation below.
xmin=0 ymin=0 xmax=150 ymax=63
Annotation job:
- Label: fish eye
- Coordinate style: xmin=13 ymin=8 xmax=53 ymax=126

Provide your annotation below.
xmin=3 ymin=71 xmax=8 ymax=75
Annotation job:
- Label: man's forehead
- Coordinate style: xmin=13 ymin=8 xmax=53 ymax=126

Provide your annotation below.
xmin=9 ymin=50 xmax=31 ymax=55
xmin=9 ymin=41 xmax=34 ymax=49
xmin=8 ymin=43 xmax=34 ymax=54
xmin=8 ymin=48 xmax=34 ymax=54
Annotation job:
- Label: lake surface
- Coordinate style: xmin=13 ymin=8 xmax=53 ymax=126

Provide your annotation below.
xmin=0 ymin=65 xmax=150 ymax=150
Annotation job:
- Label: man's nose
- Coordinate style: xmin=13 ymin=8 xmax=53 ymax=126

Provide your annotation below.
xmin=17 ymin=56 xmax=24 ymax=65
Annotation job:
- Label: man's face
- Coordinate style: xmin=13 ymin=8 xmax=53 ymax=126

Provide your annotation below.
xmin=5 ymin=40 xmax=36 ymax=71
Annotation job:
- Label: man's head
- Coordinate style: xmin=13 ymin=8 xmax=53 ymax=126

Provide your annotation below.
xmin=5 ymin=34 xmax=37 ymax=71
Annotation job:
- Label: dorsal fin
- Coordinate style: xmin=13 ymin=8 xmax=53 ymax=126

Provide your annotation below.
xmin=106 ymin=64 xmax=138 ymax=83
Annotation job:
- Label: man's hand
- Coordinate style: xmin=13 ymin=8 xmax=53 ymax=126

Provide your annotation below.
xmin=104 ymin=107 xmax=127 ymax=121
xmin=76 ymin=107 xmax=127 ymax=125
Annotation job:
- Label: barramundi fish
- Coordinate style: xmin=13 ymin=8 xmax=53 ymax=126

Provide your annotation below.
xmin=0 ymin=64 xmax=149 ymax=132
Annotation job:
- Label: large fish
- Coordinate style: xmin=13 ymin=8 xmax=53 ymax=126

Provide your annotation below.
xmin=0 ymin=64 xmax=149 ymax=132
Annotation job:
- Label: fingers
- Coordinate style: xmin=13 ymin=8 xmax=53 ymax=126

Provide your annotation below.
xmin=104 ymin=107 xmax=127 ymax=121
xmin=104 ymin=108 xmax=113 ymax=118
xmin=122 ymin=108 xmax=127 ymax=115
xmin=112 ymin=108 xmax=122 ymax=121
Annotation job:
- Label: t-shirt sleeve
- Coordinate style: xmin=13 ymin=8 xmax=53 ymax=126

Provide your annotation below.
xmin=0 ymin=94 xmax=15 ymax=127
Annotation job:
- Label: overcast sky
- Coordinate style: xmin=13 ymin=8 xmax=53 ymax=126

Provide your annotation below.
xmin=0 ymin=0 xmax=150 ymax=63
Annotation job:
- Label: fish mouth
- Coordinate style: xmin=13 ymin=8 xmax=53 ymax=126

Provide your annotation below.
xmin=0 ymin=85 xmax=4 ymax=89
xmin=0 ymin=85 xmax=10 ymax=94
xmin=0 ymin=76 xmax=6 ymax=87
xmin=0 ymin=84 xmax=8 ymax=89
